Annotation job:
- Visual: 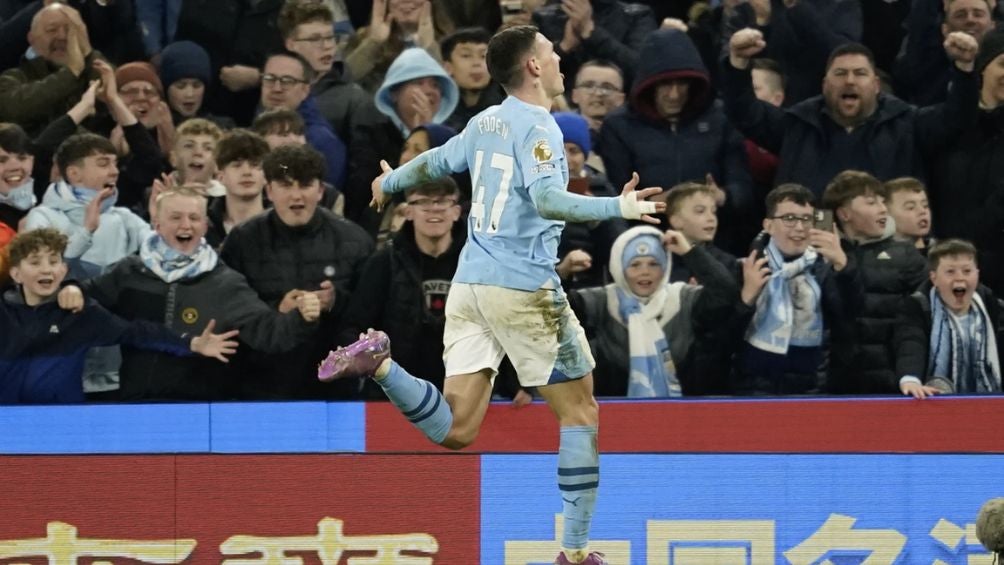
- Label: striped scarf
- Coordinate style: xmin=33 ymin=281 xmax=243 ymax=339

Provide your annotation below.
xmin=929 ymin=288 xmax=1001 ymax=393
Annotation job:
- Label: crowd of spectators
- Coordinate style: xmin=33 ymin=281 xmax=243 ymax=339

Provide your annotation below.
xmin=1 ymin=0 xmax=1002 ymax=404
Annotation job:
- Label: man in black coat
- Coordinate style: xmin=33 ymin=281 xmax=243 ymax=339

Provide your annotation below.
xmin=220 ymin=144 xmax=374 ymax=399
xmin=722 ymin=27 xmax=980 ymax=197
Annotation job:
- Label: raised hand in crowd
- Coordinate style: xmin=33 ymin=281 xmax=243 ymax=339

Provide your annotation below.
xmin=64 ymin=15 xmax=87 ymax=77
xmin=369 ymin=0 xmax=393 ymax=42
xmin=944 ymin=31 xmax=979 ymax=72
xmin=220 ymin=65 xmax=261 ymax=93
xmin=740 ymin=250 xmax=770 ymax=306
xmin=416 ymin=1 xmax=437 ymax=50
xmin=749 ymin=0 xmax=771 ymax=24
xmin=82 ymin=187 xmax=115 ymax=234
xmin=809 ymin=225 xmax=847 ymax=271
xmin=60 ymin=4 xmax=92 ymax=57
xmin=67 ymin=80 xmax=101 ymax=124
xmin=662 ymin=229 xmax=694 ymax=256
xmin=147 ymin=173 xmax=176 ymax=220
xmin=729 ymin=28 xmax=767 ymax=69
xmin=189 ymin=319 xmax=240 ymax=363
xmin=557 ymin=249 xmax=593 ymax=280
xmin=92 ymin=59 xmax=140 ymax=128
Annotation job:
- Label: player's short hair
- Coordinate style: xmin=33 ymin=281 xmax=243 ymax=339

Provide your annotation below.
xmin=277 ymin=0 xmax=333 ymax=39
xmin=765 ymin=183 xmax=815 ymax=217
xmin=252 ymin=109 xmax=306 ymax=137
xmin=664 ymin=181 xmax=717 ymax=218
xmin=215 ymin=129 xmax=270 ymax=169
xmin=825 ymin=43 xmax=877 ymax=74
xmin=751 ymin=58 xmax=786 ymax=91
xmin=154 ymin=185 xmax=209 ymax=217
xmin=405 ymin=177 xmax=460 ymax=200
xmin=884 ymin=177 xmax=927 ymax=199
xmin=927 ymin=238 xmax=978 ymax=271
xmin=0 ymin=122 xmax=32 ymax=155
xmin=55 ymin=133 xmax=116 ymax=179
xmin=822 ymin=170 xmax=886 ymax=211
xmin=486 ymin=25 xmax=539 ymax=90
xmin=441 ymin=27 xmax=492 ymax=61
xmin=8 ymin=227 xmax=67 ymax=266
xmin=175 ymin=118 xmax=223 ymax=144
xmin=263 ymin=144 xmax=325 ymax=184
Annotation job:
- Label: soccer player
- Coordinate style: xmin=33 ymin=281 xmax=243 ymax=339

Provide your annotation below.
xmin=318 ymin=25 xmax=664 ymax=565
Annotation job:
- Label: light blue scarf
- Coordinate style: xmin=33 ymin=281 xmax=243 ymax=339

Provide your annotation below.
xmin=745 ymin=240 xmax=823 ymax=354
xmin=928 ymin=288 xmax=1001 ymax=393
xmin=140 ymin=233 xmax=218 ymax=283
xmin=608 ymin=226 xmax=682 ymax=398
xmin=0 ymin=179 xmax=36 ymax=211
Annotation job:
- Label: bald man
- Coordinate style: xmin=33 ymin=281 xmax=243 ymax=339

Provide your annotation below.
xmin=0 ymin=3 xmax=104 ymax=136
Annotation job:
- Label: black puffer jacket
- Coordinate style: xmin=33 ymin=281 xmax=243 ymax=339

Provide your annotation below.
xmin=220 ymin=208 xmax=374 ymax=399
xmin=829 ymin=235 xmax=927 ymax=394
xmin=83 ymin=255 xmax=317 ymax=400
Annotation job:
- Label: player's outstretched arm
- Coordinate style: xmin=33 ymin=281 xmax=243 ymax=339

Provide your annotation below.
xmin=370 ymin=134 xmax=468 ymax=211
xmin=529 ymin=172 xmax=664 ymax=223
xmin=618 ymin=172 xmax=665 ymax=224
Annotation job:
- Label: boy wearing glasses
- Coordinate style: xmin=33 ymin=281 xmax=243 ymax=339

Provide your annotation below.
xmin=821 ymin=170 xmax=927 ymax=394
xmin=278 ymin=0 xmax=371 ymax=148
xmin=340 ymin=177 xmax=464 ymax=397
xmin=733 ymin=183 xmax=863 ymax=395
xmin=258 ymin=51 xmax=347 ymax=191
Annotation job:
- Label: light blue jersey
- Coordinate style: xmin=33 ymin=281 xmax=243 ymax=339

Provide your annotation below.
xmin=383 ymin=96 xmax=621 ymax=291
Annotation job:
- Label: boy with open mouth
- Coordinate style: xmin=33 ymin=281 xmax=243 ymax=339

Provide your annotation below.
xmin=0 ymin=228 xmax=238 ymax=404
xmin=894 ymin=239 xmax=1002 ymax=398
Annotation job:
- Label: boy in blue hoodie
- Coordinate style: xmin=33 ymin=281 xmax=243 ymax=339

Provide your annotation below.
xmin=0 ymin=228 xmax=239 ymax=404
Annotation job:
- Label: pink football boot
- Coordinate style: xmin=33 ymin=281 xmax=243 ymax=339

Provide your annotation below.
xmin=317 ymin=330 xmax=391 ymax=382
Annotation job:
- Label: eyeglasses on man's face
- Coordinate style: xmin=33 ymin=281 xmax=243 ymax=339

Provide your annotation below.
xmin=770 ymin=214 xmax=814 ymax=228
xmin=262 ymin=74 xmax=308 ymax=89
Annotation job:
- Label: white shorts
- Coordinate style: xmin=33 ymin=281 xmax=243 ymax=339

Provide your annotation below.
xmin=443 ymin=283 xmax=595 ymax=388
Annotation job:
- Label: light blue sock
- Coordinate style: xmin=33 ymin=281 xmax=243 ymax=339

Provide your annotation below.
xmin=376 ymin=361 xmax=453 ymax=444
xmin=558 ymin=425 xmax=599 ymax=551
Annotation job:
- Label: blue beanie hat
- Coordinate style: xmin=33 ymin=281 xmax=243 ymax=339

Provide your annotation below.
xmin=621 ymin=233 xmax=667 ymax=273
xmin=552 ymin=111 xmax=591 ymax=156
xmin=159 ymin=41 xmax=212 ymax=89
xmin=412 ymin=123 xmax=458 ymax=149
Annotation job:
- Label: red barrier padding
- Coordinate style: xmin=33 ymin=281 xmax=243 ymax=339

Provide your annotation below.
xmin=366 ymin=397 xmax=1004 ymax=453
